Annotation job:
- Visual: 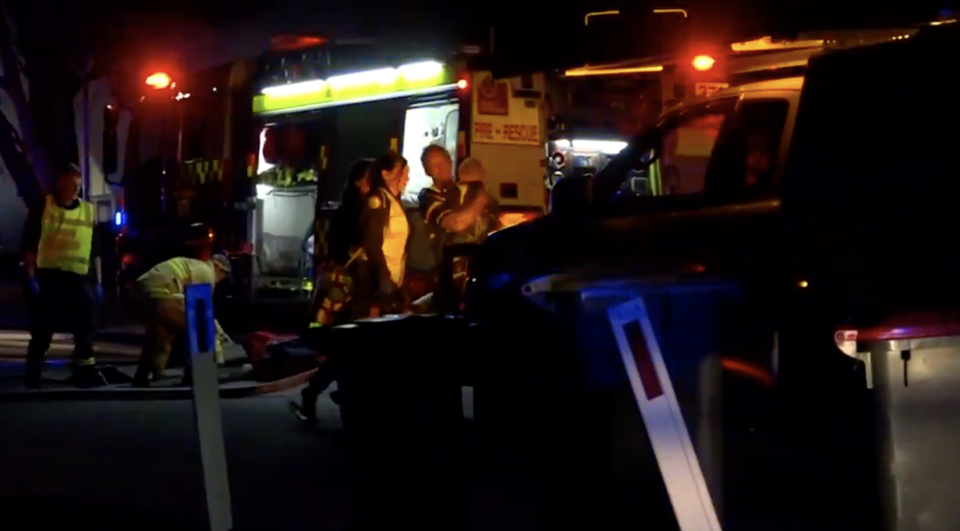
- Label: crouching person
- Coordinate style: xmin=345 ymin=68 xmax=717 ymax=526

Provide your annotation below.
xmin=131 ymin=255 xmax=232 ymax=387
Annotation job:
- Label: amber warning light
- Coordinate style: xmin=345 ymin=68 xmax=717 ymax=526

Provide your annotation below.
xmin=146 ymin=72 xmax=172 ymax=89
xmin=691 ymin=55 xmax=716 ymax=71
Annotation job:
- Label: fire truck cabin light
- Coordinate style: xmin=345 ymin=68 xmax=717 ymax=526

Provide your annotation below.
xmin=255 ymin=60 xmax=456 ymax=115
xmin=555 ymin=139 xmax=627 ymax=155
xmin=564 ymin=65 xmax=663 ymax=77
xmin=692 ymin=55 xmax=716 ymax=71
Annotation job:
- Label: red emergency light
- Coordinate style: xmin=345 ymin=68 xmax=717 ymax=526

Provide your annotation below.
xmin=270 ymin=35 xmax=328 ymax=51
xmin=691 ymin=54 xmax=716 ymax=71
xmin=145 ymin=72 xmax=172 ymax=90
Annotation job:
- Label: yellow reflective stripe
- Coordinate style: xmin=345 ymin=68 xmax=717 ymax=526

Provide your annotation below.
xmin=42 ymin=216 xmax=93 ymax=228
xmin=144 ymin=290 xmax=185 ymax=299
xmin=40 ymin=237 xmax=82 ymax=251
xmin=75 ymin=357 xmax=96 ymax=366
xmin=38 ymin=255 xmax=89 ymax=265
xmin=425 ymin=201 xmax=445 ymax=219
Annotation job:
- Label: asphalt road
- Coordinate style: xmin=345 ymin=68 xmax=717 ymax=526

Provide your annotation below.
xmin=0 ymin=280 xmax=310 ymax=339
xmin=0 ymin=280 xmax=885 ymax=531
xmin=0 ymin=387 xmax=538 ymax=531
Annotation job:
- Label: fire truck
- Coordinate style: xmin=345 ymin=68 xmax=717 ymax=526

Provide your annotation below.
xmin=108 ymin=38 xmax=552 ymax=302
xmin=539 ymin=24 xmax=919 ymax=192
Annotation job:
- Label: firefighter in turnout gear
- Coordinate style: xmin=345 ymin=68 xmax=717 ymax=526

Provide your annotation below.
xmin=131 ymin=255 xmax=232 ymax=387
xmin=21 ymin=164 xmax=106 ymax=389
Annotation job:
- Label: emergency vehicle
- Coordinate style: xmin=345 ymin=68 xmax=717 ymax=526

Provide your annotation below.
xmin=106 ymin=38 xmax=553 ymax=301
xmin=467 ymin=20 xmax=960 ymax=530
xmin=541 ymin=25 xmax=920 ymax=192
xmin=469 ymin=24 xmax=928 ymax=316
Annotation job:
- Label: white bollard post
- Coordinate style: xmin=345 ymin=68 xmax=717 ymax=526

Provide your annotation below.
xmin=608 ymin=297 xmax=723 ymax=531
xmin=185 ymin=283 xmax=234 ymax=531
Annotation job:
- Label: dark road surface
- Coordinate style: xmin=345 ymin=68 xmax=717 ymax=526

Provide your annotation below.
xmin=0 ymin=281 xmax=882 ymax=531
xmin=0 ymin=388 xmax=537 ymax=531
xmin=0 ymin=390 xmax=353 ymax=530
xmin=0 ymin=280 xmax=311 ymax=337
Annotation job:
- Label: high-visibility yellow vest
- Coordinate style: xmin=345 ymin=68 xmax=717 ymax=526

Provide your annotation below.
xmin=36 ymin=196 xmax=95 ymax=275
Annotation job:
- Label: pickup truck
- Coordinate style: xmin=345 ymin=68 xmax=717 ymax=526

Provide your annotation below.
xmin=469 ymin=24 xmax=960 ymax=392
xmin=460 ymin=24 xmax=960 ymax=529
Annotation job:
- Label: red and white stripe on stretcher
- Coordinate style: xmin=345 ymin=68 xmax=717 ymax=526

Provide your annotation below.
xmin=608 ymin=297 xmax=723 ymax=531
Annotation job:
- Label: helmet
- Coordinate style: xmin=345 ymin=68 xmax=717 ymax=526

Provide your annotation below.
xmin=211 ymin=254 xmax=232 ymax=274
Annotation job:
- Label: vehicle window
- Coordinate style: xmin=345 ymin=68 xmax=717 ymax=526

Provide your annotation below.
xmin=658 ymin=113 xmax=726 ymax=195
xmin=592 ymin=99 xmax=734 ymax=203
xmin=708 ymin=99 xmax=790 ymax=195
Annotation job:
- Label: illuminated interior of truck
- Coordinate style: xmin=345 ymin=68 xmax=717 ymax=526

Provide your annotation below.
xmin=253 ymin=60 xmax=460 ymax=201
xmin=249 ymin=59 xmax=460 ymax=285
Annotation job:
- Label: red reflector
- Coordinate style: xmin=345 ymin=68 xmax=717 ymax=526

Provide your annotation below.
xmin=623 ymin=321 xmax=664 ymax=400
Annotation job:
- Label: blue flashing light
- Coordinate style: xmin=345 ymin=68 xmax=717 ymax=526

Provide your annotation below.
xmin=114 ymin=211 xmax=125 ymax=226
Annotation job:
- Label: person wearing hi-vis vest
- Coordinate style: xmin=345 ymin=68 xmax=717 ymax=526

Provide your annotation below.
xmin=21 ymin=163 xmax=106 ymax=389
xmin=131 ymin=255 xmax=232 ymax=387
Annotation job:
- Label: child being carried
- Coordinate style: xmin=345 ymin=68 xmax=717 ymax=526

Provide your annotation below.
xmin=453 ymin=157 xmax=502 ymax=244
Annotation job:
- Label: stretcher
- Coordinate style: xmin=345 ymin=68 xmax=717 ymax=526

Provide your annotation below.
xmin=242 ymin=313 xmax=485 ymax=386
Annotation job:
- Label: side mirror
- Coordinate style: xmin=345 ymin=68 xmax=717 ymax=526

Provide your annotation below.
xmin=544 ymin=170 xmax=563 ymax=190
xmin=549 ymin=174 xmax=593 ymax=218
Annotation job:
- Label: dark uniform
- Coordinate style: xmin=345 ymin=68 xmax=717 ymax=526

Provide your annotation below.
xmin=22 ymin=194 xmax=103 ymax=388
xmin=418 ymin=182 xmax=461 ymax=268
xmin=419 ymin=181 xmax=493 ymax=311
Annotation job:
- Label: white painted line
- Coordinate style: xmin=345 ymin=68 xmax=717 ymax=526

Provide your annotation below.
xmin=608 ymin=297 xmax=723 ymax=531
xmin=0 ymin=331 xmax=75 ymax=341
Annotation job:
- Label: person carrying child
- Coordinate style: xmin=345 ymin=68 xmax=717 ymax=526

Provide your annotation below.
xmin=451 ymin=157 xmax=502 ymax=245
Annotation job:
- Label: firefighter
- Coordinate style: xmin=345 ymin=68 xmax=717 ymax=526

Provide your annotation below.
xmin=418 ymin=144 xmax=490 ymax=311
xmin=21 ymin=163 xmax=106 ymax=389
xmin=131 ymin=255 xmax=232 ymax=387
xmin=417 ymin=145 xmax=487 ymax=252
xmin=294 ymin=159 xmax=373 ymax=423
xmin=417 ymin=145 xmax=489 ymax=311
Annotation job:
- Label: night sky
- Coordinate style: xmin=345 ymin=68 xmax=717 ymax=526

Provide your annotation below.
xmin=3 ymin=0 xmax=954 ymax=82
